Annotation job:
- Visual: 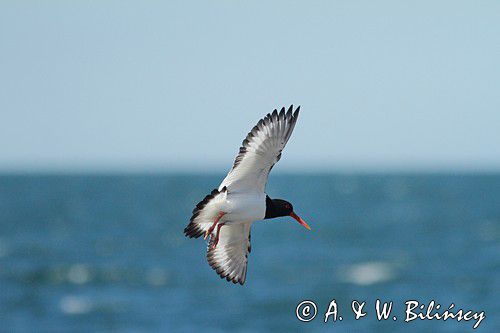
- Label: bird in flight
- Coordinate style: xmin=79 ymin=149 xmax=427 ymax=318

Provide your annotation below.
xmin=184 ymin=105 xmax=310 ymax=285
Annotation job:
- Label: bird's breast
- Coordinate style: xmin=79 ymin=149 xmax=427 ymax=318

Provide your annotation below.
xmin=224 ymin=192 xmax=266 ymax=222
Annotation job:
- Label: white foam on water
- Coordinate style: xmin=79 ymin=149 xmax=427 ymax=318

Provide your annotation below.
xmin=341 ymin=261 xmax=395 ymax=286
xmin=59 ymin=296 xmax=92 ymax=315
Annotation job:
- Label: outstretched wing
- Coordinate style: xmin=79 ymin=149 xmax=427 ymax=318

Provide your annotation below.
xmin=219 ymin=105 xmax=300 ymax=193
xmin=207 ymin=222 xmax=252 ymax=285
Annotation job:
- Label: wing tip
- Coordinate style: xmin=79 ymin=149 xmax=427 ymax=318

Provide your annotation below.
xmin=226 ymin=104 xmax=301 ymax=173
xmin=184 ymin=222 xmax=204 ymax=238
xmin=185 ymin=187 xmax=227 ymax=238
xmin=207 ymin=247 xmax=247 ymax=285
xmin=293 ymin=105 xmax=300 ymax=119
xmin=285 ymin=104 xmax=300 ymax=121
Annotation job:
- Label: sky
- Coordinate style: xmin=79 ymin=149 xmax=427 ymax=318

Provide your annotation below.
xmin=1 ymin=1 xmax=499 ymax=173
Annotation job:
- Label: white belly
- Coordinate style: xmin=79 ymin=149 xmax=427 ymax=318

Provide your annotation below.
xmin=224 ymin=192 xmax=266 ymax=223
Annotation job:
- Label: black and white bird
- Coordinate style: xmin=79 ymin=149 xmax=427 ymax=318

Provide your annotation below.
xmin=184 ymin=105 xmax=310 ymax=285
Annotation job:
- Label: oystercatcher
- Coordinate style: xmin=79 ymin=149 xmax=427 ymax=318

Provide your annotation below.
xmin=184 ymin=105 xmax=310 ymax=285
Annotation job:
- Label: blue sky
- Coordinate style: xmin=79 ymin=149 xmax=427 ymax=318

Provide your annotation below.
xmin=1 ymin=1 xmax=499 ymax=172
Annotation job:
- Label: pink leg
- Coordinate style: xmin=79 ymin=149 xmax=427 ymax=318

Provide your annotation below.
xmin=204 ymin=212 xmax=225 ymax=240
xmin=211 ymin=223 xmax=225 ymax=250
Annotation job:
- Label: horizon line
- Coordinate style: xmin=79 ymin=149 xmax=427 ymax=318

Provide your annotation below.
xmin=1 ymin=166 xmax=500 ymax=176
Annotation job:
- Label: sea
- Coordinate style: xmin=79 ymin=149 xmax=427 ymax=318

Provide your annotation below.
xmin=0 ymin=174 xmax=498 ymax=332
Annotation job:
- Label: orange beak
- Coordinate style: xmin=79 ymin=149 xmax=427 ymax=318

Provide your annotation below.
xmin=290 ymin=212 xmax=311 ymax=230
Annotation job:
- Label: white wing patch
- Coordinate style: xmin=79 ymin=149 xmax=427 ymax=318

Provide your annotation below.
xmin=207 ymin=222 xmax=252 ymax=285
xmin=219 ymin=105 xmax=300 ymax=193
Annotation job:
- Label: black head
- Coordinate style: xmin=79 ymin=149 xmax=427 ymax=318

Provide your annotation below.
xmin=265 ymin=196 xmax=310 ymax=230
xmin=265 ymin=197 xmax=293 ymax=219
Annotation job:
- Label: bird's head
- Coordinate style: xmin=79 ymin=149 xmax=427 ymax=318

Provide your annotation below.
xmin=265 ymin=197 xmax=311 ymax=230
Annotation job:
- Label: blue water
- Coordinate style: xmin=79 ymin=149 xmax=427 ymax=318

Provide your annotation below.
xmin=0 ymin=174 xmax=499 ymax=332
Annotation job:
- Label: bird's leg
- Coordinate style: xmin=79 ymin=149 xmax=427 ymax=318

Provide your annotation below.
xmin=211 ymin=222 xmax=226 ymax=250
xmin=204 ymin=212 xmax=225 ymax=240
